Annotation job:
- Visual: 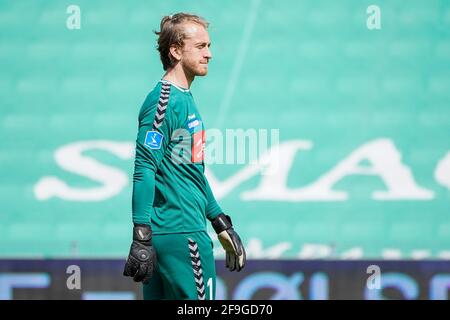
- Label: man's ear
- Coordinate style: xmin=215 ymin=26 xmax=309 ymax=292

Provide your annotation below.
xmin=169 ymin=45 xmax=182 ymax=62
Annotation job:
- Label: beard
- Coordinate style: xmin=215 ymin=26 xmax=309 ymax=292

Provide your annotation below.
xmin=182 ymin=58 xmax=208 ymax=77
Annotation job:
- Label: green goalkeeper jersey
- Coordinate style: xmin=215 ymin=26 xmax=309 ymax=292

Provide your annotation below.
xmin=132 ymin=80 xmax=223 ymax=234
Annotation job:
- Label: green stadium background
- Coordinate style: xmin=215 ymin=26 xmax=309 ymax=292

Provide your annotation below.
xmin=1 ymin=0 xmax=449 ymax=264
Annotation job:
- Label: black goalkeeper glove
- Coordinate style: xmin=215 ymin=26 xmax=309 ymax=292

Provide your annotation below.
xmin=211 ymin=213 xmax=246 ymax=272
xmin=123 ymin=224 xmax=157 ymax=284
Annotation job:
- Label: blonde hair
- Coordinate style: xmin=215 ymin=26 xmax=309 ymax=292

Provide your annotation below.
xmin=154 ymin=13 xmax=209 ymax=70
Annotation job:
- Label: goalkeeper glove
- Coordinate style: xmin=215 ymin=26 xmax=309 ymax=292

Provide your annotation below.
xmin=123 ymin=224 xmax=157 ymax=284
xmin=211 ymin=213 xmax=246 ymax=272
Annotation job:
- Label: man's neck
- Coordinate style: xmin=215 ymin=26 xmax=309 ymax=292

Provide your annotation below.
xmin=162 ymin=65 xmax=194 ymax=89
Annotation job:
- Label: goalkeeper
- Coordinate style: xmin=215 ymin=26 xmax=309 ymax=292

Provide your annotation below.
xmin=123 ymin=13 xmax=246 ymax=300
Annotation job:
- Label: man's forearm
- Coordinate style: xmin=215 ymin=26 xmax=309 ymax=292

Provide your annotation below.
xmin=132 ymin=164 xmax=156 ymax=225
xmin=204 ymin=176 xmax=223 ymax=220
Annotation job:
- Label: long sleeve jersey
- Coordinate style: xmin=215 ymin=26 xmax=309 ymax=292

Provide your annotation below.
xmin=131 ymin=80 xmax=222 ymax=233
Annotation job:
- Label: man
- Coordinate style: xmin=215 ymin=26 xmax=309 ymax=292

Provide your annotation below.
xmin=123 ymin=13 xmax=246 ymax=300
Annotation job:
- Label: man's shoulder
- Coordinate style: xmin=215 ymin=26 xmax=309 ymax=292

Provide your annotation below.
xmin=139 ymin=82 xmax=189 ymax=122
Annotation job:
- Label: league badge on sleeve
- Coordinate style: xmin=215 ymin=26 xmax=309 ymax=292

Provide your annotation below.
xmin=144 ymin=130 xmax=164 ymax=149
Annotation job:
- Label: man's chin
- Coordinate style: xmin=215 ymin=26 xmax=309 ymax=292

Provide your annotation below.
xmin=196 ymin=69 xmax=208 ymax=76
xmin=196 ymin=65 xmax=209 ymax=76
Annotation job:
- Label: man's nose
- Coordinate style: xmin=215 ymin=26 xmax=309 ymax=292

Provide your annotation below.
xmin=205 ymin=47 xmax=212 ymax=60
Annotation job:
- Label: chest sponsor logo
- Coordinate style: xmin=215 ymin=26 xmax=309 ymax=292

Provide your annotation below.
xmin=192 ymin=130 xmax=205 ymax=163
xmin=188 ymin=119 xmax=200 ymax=129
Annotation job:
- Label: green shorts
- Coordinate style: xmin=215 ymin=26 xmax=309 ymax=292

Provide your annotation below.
xmin=143 ymin=230 xmax=216 ymax=300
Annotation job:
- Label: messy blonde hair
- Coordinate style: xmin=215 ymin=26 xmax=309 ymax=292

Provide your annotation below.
xmin=154 ymin=13 xmax=209 ymax=70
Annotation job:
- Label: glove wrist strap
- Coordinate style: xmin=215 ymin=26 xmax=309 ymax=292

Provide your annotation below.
xmin=133 ymin=224 xmax=152 ymax=243
xmin=211 ymin=213 xmax=232 ymax=234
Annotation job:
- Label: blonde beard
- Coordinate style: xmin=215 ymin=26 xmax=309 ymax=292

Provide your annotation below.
xmin=182 ymin=60 xmax=208 ymax=77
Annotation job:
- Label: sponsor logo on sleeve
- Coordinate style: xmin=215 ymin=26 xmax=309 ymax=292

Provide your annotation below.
xmin=144 ymin=130 xmax=164 ymax=149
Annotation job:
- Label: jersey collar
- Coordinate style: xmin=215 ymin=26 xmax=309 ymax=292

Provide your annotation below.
xmin=159 ymin=79 xmax=190 ymax=93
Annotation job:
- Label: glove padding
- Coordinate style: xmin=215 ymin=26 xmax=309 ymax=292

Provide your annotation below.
xmin=123 ymin=224 xmax=157 ymax=284
xmin=211 ymin=213 xmax=246 ymax=272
